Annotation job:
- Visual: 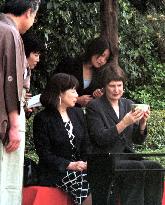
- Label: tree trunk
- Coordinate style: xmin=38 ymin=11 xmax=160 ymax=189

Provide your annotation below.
xmin=100 ymin=0 xmax=119 ymax=66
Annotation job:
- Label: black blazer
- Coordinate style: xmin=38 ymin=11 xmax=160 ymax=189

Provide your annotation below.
xmin=33 ymin=107 xmax=88 ymax=186
xmin=55 ymin=57 xmax=103 ymax=97
xmin=86 ymin=95 xmax=147 ymax=154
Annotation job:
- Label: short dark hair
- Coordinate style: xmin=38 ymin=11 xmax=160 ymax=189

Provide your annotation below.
xmin=40 ymin=73 xmax=79 ymax=109
xmin=22 ymin=33 xmax=43 ymax=57
xmin=101 ymin=63 xmax=127 ymax=87
xmin=3 ymin=0 xmax=40 ymax=16
xmin=83 ymin=37 xmax=112 ymax=63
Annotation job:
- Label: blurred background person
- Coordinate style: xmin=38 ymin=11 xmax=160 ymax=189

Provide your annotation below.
xmin=22 ymin=32 xmax=43 ymax=118
xmin=55 ymin=37 xmax=112 ymax=107
xmin=23 ymin=32 xmax=42 ymax=90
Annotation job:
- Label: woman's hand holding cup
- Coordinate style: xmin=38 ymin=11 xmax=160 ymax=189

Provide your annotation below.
xmin=122 ymin=109 xmax=144 ymax=127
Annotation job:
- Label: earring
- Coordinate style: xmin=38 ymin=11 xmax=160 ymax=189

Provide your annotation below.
xmin=59 ymin=96 xmax=61 ymax=106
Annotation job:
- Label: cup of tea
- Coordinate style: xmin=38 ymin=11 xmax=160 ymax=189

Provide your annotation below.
xmin=131 ymin=104 xmax=150 ymax=112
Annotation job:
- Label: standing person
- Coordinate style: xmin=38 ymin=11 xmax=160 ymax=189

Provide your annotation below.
xmin=33 ymin=73 xmax=91 ymax=205
xmin=22 ymin=33 xmax=43 ymax=117
xmin=86 ymin=63 xmax=164 ymax=205
xmin=55 ymin=37 xmax=111 ymax=107
xmin=22 ymin=32 xmax=42 ymax=91
xmin=0 ymin=1 xmax=40 ymax=205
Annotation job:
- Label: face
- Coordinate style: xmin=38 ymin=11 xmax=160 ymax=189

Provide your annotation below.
xmin=27 ymin=52 xmax=40 ymax=69
xmin=91 ymin=49 xmax=110 ymax=69
xmin=21 ymin=9 xmax=38 ymax=34
xmin=105 ymin=81 xmax=124 ymax=102
xmin=60 ymin=88 xmax=78 ymax=108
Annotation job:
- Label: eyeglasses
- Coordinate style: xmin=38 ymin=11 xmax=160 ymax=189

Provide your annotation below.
xmin=34 ymin=17 xmax=38 ymax=23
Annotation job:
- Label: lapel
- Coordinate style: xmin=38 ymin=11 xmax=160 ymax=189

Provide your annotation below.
xmin=119 ymin=98 xmax=127 ymax=121
xmin=67 ymin=108 xmax=79 ymax=146
xmin=49 ymin=108 xmax=71 ymax=144
xmin=101 ymin=95 xmax=119 ymax=124
xmin=100 ymin=96 xmax=127 ymax=124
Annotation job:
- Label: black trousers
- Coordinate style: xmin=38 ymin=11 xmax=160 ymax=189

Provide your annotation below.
xmin=87 ymin=154 xmax=114 ymax=205
xmin=116 ymin=159 xmax=164 ymax=205
xmin=88 ymin=158 xmax=164 ymax=205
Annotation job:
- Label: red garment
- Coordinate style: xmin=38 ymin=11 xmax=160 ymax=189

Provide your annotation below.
xmin=22 ymin=186 xmax=73 ymax=205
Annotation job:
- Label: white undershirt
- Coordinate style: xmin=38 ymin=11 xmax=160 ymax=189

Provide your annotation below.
xmin=113 ymin=106 xmax=119 ymax=119
xmin=83 ymin=79 xmax=91 ymax=89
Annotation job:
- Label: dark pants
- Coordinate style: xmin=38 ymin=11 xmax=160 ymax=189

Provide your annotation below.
xmin=87 ymin=154 xmax=114 ymax=205
xmin=88 ymin=158 xmax=164 ymax=205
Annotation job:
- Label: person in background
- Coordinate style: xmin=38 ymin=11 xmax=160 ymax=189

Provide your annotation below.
xmin=33 ymin=73 xmax=92 ymax=205
xmin=86 ymin=63 xmax=164 ymax=205
xmin=0 ymin=1 xmax=40 ymax=205
xmin=55 ymin=37 xmax=111 ymax=107
xmin=22 ymin=32 xmax=42 ymax=91
xmin=22 ymin=32 xmax=43 ymax=118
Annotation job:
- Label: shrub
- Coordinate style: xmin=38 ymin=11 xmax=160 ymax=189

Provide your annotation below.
xmin=135 ymin=109 xmax=165 ymax=166
xmin=25 ymin=113 xmax=38 ymax=162
xmin=136 ymin=109 xmax=165 ymax=150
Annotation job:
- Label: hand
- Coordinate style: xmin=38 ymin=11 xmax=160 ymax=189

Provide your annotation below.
xmin=5 ymin=127 xmax=21 ymax=153
xmin=122 ymin=109 xmax=144 ymax=127
xmin=139 ymin=109 xmax=150 ymax=129
xmin=25 ymin=108 xmax=33 ymax=119
xmin=67 ymin=161 xmax=87 ymax=171
xmin=25 ymin=107 xmax=39 ymax=119
xmin=93 ymin=88 xmax=104 ymax=98
xmin=77 ymin=95 xmax=93 ymax=106
xmin=25 ymin=92 xmax=32 ymax=101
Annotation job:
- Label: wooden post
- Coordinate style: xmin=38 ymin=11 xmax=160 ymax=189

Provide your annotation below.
xmin=100 ymin=0 xmax=119 ymax=66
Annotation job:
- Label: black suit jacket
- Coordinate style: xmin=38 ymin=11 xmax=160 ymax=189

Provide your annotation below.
xmin=55 ymin=57 xmax=103 ymax=97
xmin=86 ymin=95 xmax=147 ymax=154
xmin=33 ymin=107 xmax=88 ymax=186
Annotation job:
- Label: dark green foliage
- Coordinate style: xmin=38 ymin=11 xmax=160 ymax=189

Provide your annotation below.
xmin=29 ymin=0 xmax=100 ymax=92
xmin=118 ymin=0 xmax=165 ymax=109
xmin=134 ymin=110 xmax=165 ymax=166
xmin=136 ymin=110 xmax=165 ymax=151
xmin=25 ymin=114 xmax=35 ymax=154
xmin=127 ymin=0 xmax=165 ymax=13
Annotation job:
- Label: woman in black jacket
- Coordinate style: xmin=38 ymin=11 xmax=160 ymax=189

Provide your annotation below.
xmin=55 ymin=37 xmax=111 ymax=107
xmin=86 ymin=63 xmax=164 ymax=205
xmin=33 ymin=73 xmax=91 ymax=205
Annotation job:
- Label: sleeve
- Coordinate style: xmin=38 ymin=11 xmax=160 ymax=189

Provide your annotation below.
xmin=77 ymin=108 xmax=91 ymax=160
xmin=4 ymin=31 xmax=19 ymax=113
xmin=127 ymin=99 xmax=148 ymax=145
xmin=81 ymin=116 xmax=91 ymax=158
xmin=132 ymin=123 xmax=147 ymax=145
xmin=33 ymin=113 xmax=70 ymax=173
xmin=86 ymin=103 xmax=120 ymax=148
xmin=71 ymin=108 xmax=89 ymax=160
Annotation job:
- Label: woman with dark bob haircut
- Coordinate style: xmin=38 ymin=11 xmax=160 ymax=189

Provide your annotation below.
xmin=86 ymin=63 xmax=164 ymax=205
xmin=55 ymin=37 xmax=111 ymax=107
xmin=33 ymin=73 xmax=91 ymax=205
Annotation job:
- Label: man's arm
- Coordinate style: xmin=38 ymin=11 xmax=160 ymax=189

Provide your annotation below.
xmin=5 ymin=110 xmax=21 ymax=153
xmin=3 ymin=30 xmax=22 ymax=152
